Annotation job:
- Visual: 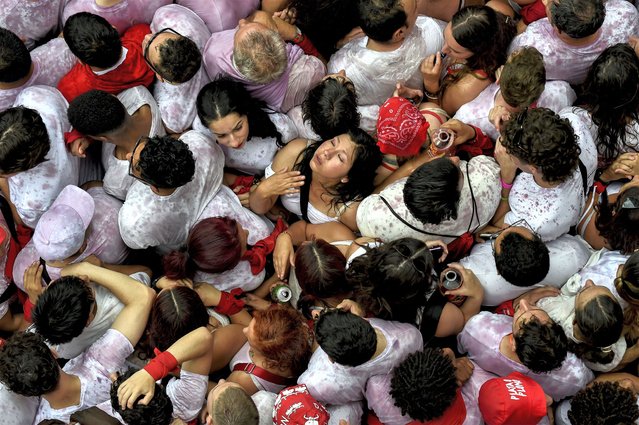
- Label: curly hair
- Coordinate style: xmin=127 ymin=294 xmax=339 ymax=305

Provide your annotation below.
xmin=568 ymin=381 xmax=639 ymax=425
xmin=347 ymin=238 xmax=435 ymax=323
xmin=550 ymin=0 xmax=605 ymax=39
xmin=137 ymin=135 xmax=195 ymax=189
xmin=157 ymin=36 xmax=201 ymax=84
xmin=233 ymin=28 xmax=287 ymax=84
xmin=0 ymin=28 xmax=31 ymax=83
xmin=389 ymin=348 xmax=458 ymax=421
xmin=357 ymin=0 xmax=407 ymax=42
xmin=494 ymin=231 xmax=550 ymax=287
xmin=302 ymin=78 xmax=360 ymax=141
xmin=63 ymin=12 xmax=122 ymax=68
xmin=581 ymin=44 xmax=639 ymax=168
xmin=197 ymin=77 xmax=282 ymax=146
xmin=294 ymin=128 xmax=382 ymax=210
xmin=615 ymin=252 xmax=639 ymax=341
xmin=500 ymin=47 xmax=546 ymax=109
xmin=110 ymin=368 xmax=173 ymax=425
xmin=514 ymin=315 xmax=568 ymax=373
xmin=595 ymin=187 xmax=639 ymax=254
xmin=315 ymin=309 xmax=376 ymax=367
xmin=67 ymin=89 xmax=126 ymax=136
xmin=502 ymin=108 xmax=581 ymax=184
xmin=0 ymin=332 xmax=59 ymax=396
xmin=0 ymin=106 xmax=50 ymax=175
xmin=251 ymin=306 xmax=312 ymax=375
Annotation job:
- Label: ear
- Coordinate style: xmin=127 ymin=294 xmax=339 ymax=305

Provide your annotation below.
xmin=156 ymin=73 xmax=165 ymax=83
xmin=150 ymin=185 xmax=161 ymax=195
xmin=509 ymin=333 xmax=517 ymax=353
xmin=391 ymin=26 xmax=407 ymax=43
xmin=340 ymin=176 xmax=349 ymax=184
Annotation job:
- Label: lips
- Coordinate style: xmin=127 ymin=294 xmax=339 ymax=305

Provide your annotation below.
xmin=314 ymin=154 xmax=323 ymax=165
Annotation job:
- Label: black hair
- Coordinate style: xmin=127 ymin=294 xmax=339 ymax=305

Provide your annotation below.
xmin=404 ymin=157 xmax=462 ymax=225
xmin=196 ymin=76 xmax=282 ymax=146
xmin=0 ymin=332 xmax=59 ymax=396
xmin=137 ymin=136 xmax=196 ymax=189
xmin=347 ymin=238 xmax=435 ymax=323
xmin=595 ymin=186 xmax=639 ymax=254
xmin=357 ymin=0 xmax=407 ymax=42
xmin=294 ymin=128 xmax=382 ymax=209
xmin=502 ymin=108 xmax=580 ymax=184
xmin=515 ymin=316 xmax=568 ymax=373
xmin=389 ymin=349 xmax=458 ymax=421
xmin=0 ymin=28 xmax=31 ymax=83
xmin=302 ymin=78 xmax=360 ymax=141
xmin=63 ymin=12 xmax=122 ymax=68
xmin=32 ymin=276 xmax=95 ymax=345
xmin=494 ymin=231 xmax=550 ymax=287
xmin=156 ymin=36 xmax=201 ymax=84
xmin=616 ymin=252 xmax=639 ymax=342
xmin=569 ymin=294 xmax=623 ymax=365
xmin=0 ymin=106 xmax=50 ymax=175
xmin=568 ymin=381 xmax=639 ymax=425
xmin=315 ymin=309 xmax=376 ymax=366
xmin=581 ymin=44 xmax=639 ymax=168
xmin=110 ymin=369 xmax=173 ymax=425
xmin=550 ymin=0 xmax=605 ymax=39
xmin=67 ymin=89 xmax=126 ymax=136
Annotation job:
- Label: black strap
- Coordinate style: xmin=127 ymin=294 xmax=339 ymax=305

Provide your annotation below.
xmin=39 ymin=257 xmax=52 ymax=285
xmin=577 ymin=159 xmax=588 ymax=197
xmin=0 ymin=282 xmax=15 ymax=304
xmin=0 ymin=196 xmax=18 ymax=243
xmin=419 ymin=290 xmax=448 ymax=346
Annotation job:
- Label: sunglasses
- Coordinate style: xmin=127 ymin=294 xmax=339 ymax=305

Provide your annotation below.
xmin=483 ymin=219 xmax=537 ymax=255
xmin=128 ymin=136 xmax=157 ymax=187
xmin=511 ymin=109 xmax=527 ymax=152
xmin=143 ymin=28 xmax=183 ymax=83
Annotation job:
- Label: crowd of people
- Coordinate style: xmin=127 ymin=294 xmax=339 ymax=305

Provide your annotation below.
xmin=1 ymin=0 xmax=639 ymax=424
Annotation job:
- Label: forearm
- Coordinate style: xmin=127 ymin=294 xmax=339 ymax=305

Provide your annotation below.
xmin=66 ymin=263 xmax=150 ymax=306
xmin=459 ymin=290 xmax=484 ymax=323
xmin=248 ymin=184 xmax=277 ymax=214
xmin=166 ymin=327 xmax=213 ymax=364
xmin=102 ymin=263 xmax=152 ymax=279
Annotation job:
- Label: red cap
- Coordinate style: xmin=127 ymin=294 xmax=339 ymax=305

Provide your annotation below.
xmin=478 ymin=372 xmax=547 ymax=425
xmin=376 ymin=96 xmax=429 ymax=157
xmin=273 ymin=384 xmax=330 ymax=425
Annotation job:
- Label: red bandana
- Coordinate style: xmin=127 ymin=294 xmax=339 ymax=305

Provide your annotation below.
xmin=376 ymin=97 xmax=430 ymax=157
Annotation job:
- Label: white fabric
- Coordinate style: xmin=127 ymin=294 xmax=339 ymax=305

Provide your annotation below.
xmin=357 ymin=155 xmax=501 ymax=243
xmin=165 ymin=369 xmax=208 ymax=421
xmin=7 ymin=86 xmax=79 ymax=228
xmin=460 ymin=234 xmax=593 ymax=306
xmin=151 ymin=4 xmax=212 ymax=133
xmin=0 ymin=216 xmax=10 ymax=321
xmin=577 ymin=249 xmax=631 ymax=310
xmin=327 ymin=17 xmax=444 ymax=106
xmin=453 ymin=81 xmax=577 ymax=141
xmin=0 ymin=382 xmax=38 ymax=425
xmin=287 ymin=104 xmax=380 ymax=140
xmin=176 ymin=0 xmax=258 ymax=34
xmin=118 ymin=130 xmax=224 ymax=252
xmin=101 ymin=86 xmax=166 ymax=200
xmin=508 ymin=0 xmax=639 ymax=85
xmin=504 ymin=109 xmax=598 ymax=242
xmin=0 ymin=0 xmax=65 ymax=49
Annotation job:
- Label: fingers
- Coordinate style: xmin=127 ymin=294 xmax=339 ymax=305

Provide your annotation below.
xmin=139 ymin=392 xmax=154 ymax=406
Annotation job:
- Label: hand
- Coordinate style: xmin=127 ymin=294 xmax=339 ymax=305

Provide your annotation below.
xmin=336 ymin=299 xmax=365 ymax=317
xmin=600 ymin=152 xmax=639 ymax=182
xmin=513 ymin=286 xmax=561 ymax=312
xmin=233 ymin=186 xmax=251 ymax=208
xmin=258 ymin=167 xmax=305 ymax=197
xmin=425 ymin=239 xmax=448 ymax=263
xmin=392 ymin=83 xmax=423 ymax=105
xmin=441 ymin=119 xmax=476 ymax=145
xmin=271 ymin=15 xmax=298 ymax=41
xmin=488 ymin=105 xmax=511 ymax=134
xmin=243 ymin=293 xmax=273 ymax=311
xmin=494 ymin=138 xmax=518 ymax=183
xmin=629 ymin=35 xmax=639 ymax=58
xmin=452 ymin=356 xmax=474 ymax=386
xmin=273 ymin=7 xmax=297 ymax=24
xmin=69 ymin=138 xmax=91 ymax=158
xmin=336 ymin=26 xmax=364 ymax=49
xmin=60 ymin=261 xmax=92 ymax=278
xmin=155 ymin=276 xmax=193 ymax=290
xmin=443 ymin=263 xmax=484 ymax=300
xmin=273 ymin=232 xmax=294 ymax=280
xmin=24 ymin=261 xmax=45 ymax=304
xmin=620 ymin=175 xmax=639 ymax=193
xmin=420 ymin=52 xmax=443 ymax=94
xmin=117 ymin=369 xmax=156 ymax=410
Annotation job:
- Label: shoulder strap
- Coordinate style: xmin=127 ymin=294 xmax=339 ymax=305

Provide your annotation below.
xmin=378 ymin=196 xmax=459 ymax=238
xmin=577 ymin=159 xmax=588 ymax=197
xmin=233 ymin=362 xmax=297 ymax=386
xmin=465 ymin=161 xmax=480 ymax=234
xmin=39 ymin=257 xmax=52 ymax=285
xmin=0 ymin=196 xmax=18 ymax=243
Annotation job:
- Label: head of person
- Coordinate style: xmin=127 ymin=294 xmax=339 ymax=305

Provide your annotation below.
xmin=149 ymin=286 xmax=209 ymax=352
xmin=501 ymin=108 xmax=580 ymax=184
xmin=0 ymin=106 xmax=49 ymax=177
xmin=376 ymin=96 xmax=429 ymax=158
xmin=499 ymin=47 xmax=546 ymax=111
xmin=244 ymin=306 xmax=312 ymax=375
xmin=196 ymin=77 xmax=282 ymax=149
xmin=273 ymin=384 xmax=330 ymax=425
xmin=569 ymin=279 xmax=623 ymax=365
xmin=445 ymin=6 xmax=515 ymax=79
xmin=390 ymin=348 xmax=459 ymax=422
xmin=615 ymin=251 xmax=639 ymax=340
xmin=546 ymin=0 xmax=605 ymax=39
xmin=582 ymin=43 xmax=639 ymax=167
xmin=347 ymin=238 xmax=435 ymax=323
xmin=205 ymin=379 xmax=259 ymax=425
xmin=0 ymin=28 xmax=32 ymax=84
xmin=403 ymin=156 xmax=462 ymax=225
xmin=63 ymin=12 xmax=122 ymax=68
xmin=67 ymin=90 xmax=127 ymax=139
xmin=163 ymin=217 xmax=247 ymax=280
xmin=511 ymin=299 xmax=568 ymax=373
xmin=295 ymin=128 xmax=382 ymax=207
xmin=233 ymin=20 xmax=287 ymax=85
xmin=0 ymin=332 xmax=59 ymax=397
xmin=128 ymin=135 xmax=196 ymax=191
xmin=568 ymin=381 xmax=639 ymax=425
xmin=314 ymin=309 xmax=376 ymax=366
xmin=110 ymin=369 xmax=173 ymax=425
xmin=595 ymin=186 xmax=639 ymax=254
xmin=478 ymin=372 xmax=550 ymax=425
xmin=32 ymin=276 xmax=96 ymax=346
xmin=357 ymin=0 xmax=418 ymax=43
xmin=493 ymin=224 xmax=550 ymax=287
xmin=142 ymin=28 xmax=201 ymax=84
xmin=302 ymin=71 xmax=360 ymax=141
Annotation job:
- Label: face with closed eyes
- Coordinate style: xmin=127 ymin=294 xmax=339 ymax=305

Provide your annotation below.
xmin=208 ymin=112 xmax=250 ymax=149
xmin=310 ymin=133 xmax=357 ymax=181
xmin=441 ymin=23 xmax=473 ymax=60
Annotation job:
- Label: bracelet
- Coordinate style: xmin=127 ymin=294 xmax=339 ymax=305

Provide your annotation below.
xmin=500 ymin=195 xmax=509 ymax=202
xmin=500 ymin=177 xmax=514 ymax=190
xmin=424 ymin=91 xmax=438 ymax=100
xmin=292 ymin=27 xmax=305 ymax=44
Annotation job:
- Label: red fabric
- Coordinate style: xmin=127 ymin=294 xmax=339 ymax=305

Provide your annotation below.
xmin=64 ymin=128 xmax=86 ymax=146
xmin=366 ymin=388 xmax=466 ymax=425
xmin=15 ymin=224 xmax=33 ymax=320
xmin=520 ymin=0 xmax=547 ymax=25
xmin=58 ymin=24 xmax=155 ymax=104
xmin=241 ymin=218 xmax=288 ymax=275
xmin=214 ymin=288 xmax=245 ymax=316
xmin=456 ymin=126 xmax=494 ymax=158
xmin=143 ymin=350 xmax=179 ymax=381
xmin=594 ymin=180 xmax=608 ymax=194
xmin=495 ymin=300 xmax=515 ymax=317
xmin=230 ymin=175 xmax=256 ymax=195
xmin=295 ymin=35 xmax=322 ymax=59
xmin=377 ymin=97 xmax=430 ymax=157
xmin=479 ymin=372 xmax=547 ymax=425
xmin=445 ymin=233 xmax=475 ymax=263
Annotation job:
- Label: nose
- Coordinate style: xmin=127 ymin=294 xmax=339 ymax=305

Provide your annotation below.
xmin=142 ymin=33 xmax=151 ymax=49
xmin=238 ymin=19 xmax=247 ymax=28
xmin=442 ymin=43 xmax=451 ymax=55
xmin=229 ymin=134 xmax=243 ymax=148
xmin=519 ymin=299 xmax=531 ymax=312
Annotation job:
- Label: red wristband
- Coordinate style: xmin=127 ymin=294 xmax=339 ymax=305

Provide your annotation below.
xmin=143 ymin=350 xmax=178 ymax=381
xmin=214 ymin=288 xmax=245 ymax=316
xmin=495 ymin=299 xmax=515 ymax=317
